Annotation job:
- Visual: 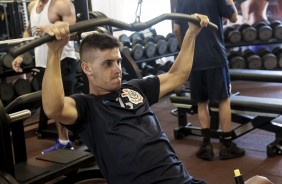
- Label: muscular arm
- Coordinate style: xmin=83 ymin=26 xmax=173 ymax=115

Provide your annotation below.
xmin=42 ymin=1 xmax=77 ymax=125
xmin=52 ymin=0 xmax=76 ymax=25
xmin=158 ymin=14 xmax=208 ymax=98
xmin=42 ymin=22 xmax=78 ymax=125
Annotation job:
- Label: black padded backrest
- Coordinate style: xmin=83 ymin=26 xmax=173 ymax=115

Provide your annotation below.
xmin=170 ymin=92 xmax=282 ymax=114
xmin=230 ymin=95 xmax=282 ymax=114
xmin=230 ymin=69 xmax=282 ymax=82
xmin=4 ymin=91 xmax=42 ymax=114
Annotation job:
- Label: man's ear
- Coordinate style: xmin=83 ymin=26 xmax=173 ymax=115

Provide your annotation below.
xmin=81 ymin=62 xmax=92 ymax=75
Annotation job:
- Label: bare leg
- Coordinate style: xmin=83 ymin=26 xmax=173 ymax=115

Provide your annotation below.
xmin=245 ymin=175 xmax=273 ymax=184
xmin=56 ymin=122 xmax=69 ymax=141
xmin=41 ymin=120 xmax=73 ymax=154
xmin=218 ymin=97 xmax=245 ymax=159
xmin=218 ymin=98 xmax=232 ymax=132
xmin=197 ymin=101 xmax=210 ymax=128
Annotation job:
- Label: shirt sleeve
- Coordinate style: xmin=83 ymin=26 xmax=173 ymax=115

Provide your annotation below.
xmin=218 ymin=0 xmax=236 ymax=19
xmin=62 ymin=94 xmax=87 ymax=133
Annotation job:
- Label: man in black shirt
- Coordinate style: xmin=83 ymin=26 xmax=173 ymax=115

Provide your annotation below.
xmin=42 ymin=14 xmax=272 ymax=184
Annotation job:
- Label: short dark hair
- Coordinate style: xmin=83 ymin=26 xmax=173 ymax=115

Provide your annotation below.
xmin=79 ymin=33 xmax=121 ymax=62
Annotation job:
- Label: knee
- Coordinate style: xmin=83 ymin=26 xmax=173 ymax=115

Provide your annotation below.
xmin=245 ymin=175 xmax=273 ymax=184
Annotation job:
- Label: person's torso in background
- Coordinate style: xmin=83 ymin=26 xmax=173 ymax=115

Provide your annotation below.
xmin=176 ymin=0 xmax=236 ymax=70
xmin=30 ymin=0 xmax=76 ymax=68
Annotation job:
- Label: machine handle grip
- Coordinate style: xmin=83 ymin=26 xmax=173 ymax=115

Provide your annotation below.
xmin=9 ymin=13 xmax=218 ymax=57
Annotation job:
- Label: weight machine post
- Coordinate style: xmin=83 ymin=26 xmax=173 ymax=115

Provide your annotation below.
xmin=73 ymin=0 xmax=89 ymax=22
xmin=0 ymin=100 xmax=15 ymax=177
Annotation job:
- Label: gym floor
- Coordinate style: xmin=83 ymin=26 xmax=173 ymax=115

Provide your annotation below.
xmin=24 ymin=80 xmax=282 ymax=184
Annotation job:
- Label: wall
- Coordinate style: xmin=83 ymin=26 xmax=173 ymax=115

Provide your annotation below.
xmin=90 ymin=0 xmax=172 ymax=37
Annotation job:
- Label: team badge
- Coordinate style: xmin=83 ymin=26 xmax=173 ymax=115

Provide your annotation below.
xmin=121 ymin=88 xmax=143 ymax=104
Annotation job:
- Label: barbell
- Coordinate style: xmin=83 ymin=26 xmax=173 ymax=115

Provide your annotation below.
xmin=9 ymin=13 xmax=218 ymax=57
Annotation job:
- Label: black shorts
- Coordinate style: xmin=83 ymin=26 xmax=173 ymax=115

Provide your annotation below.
xmin=60 ymin=57 xmax=77 ymax=96
xmin=190 ymin=66 xmax=231 ymax=104
xmin=34 ymin=57 xmax=77 ymax=96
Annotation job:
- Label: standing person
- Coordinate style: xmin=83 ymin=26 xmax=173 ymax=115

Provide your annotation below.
xmin=173 ymin=0 xmax=245 ymax=161
xmin=11 ymin=0 xmax=77 ymax=154
xmin=41 ymin=15 xmax=273 ymax=184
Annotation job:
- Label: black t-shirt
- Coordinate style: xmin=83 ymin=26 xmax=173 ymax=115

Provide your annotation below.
xmin=67 ymin=76 xmax=192 ymax=184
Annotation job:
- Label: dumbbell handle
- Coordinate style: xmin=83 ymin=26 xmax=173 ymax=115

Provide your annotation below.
xmin=9 ymin=13 xmax=218 ymax=57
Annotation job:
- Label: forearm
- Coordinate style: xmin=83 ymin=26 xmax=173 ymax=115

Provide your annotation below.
xmin=169 ymin=29 xmax=196 ymax=84
xmin=23 ymin=29 xmax=31 ymax=38
xmin=42 ymin=49 xmax=65 ymax=119
xmin=158 ymin=29 xmax=196 ymax=97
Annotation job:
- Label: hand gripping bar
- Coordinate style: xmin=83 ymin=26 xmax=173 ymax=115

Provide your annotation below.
xmin=9 ymin=13 xmax=218 ymax=57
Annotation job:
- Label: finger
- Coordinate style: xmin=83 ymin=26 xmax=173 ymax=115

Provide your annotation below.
xmin=193 ymin=14 xmax=208 ymax=27
xmin=14 ymin=64 xmax=22 ymax=72
xmin=54 ymin=22 xmax=70 ymax=40
xmin=44 ymin=26 xmax=55 ymax=37
xmin=51 ymin=24 xmax=62 ymax=40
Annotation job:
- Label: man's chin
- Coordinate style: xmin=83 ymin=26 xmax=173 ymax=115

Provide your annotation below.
xmin=111 ymin=80 xmax=121 ymax=89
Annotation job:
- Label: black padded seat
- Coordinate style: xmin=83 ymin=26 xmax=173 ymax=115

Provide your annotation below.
xmin=170 ymin=93 xmax=282 ymax=115
xmin=4 ymin=91 xmax=42 ymax=114
xmin=230 ymin=69 xmax=282 ymax=82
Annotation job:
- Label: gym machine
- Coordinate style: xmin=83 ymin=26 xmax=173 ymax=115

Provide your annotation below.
xmin=0 ymin=13 xmax=218 ymax=183
xmin=0 ymin=0 xmax=28 ymax=39
xmin=9 ymin=13 xmax=217 ymax=57
xmin=170 ymin=92 xmax=282 ymax=157
xmin=229 ymin=68 xmax=282 ymax=83
xmin=0 ymin=91 xmax=102 ymax=183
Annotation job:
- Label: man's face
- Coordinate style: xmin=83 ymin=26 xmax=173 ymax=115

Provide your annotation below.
xmin=84 ymin=47 xmax=122 ymax=95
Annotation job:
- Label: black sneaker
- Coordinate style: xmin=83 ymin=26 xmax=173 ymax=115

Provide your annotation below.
xmin=219 ymin=142 xmax=245 ymax=160
xmin=196 ymin=143 xmax=214 ymax=161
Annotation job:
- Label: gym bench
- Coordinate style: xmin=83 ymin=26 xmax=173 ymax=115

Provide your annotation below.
xmin=170 ymin=92 xmax=282 ymax=157
xmin=230 ymin=69 xmax=282 ymax=82
xmin=0 ymin=92 xmax=103 ymax=184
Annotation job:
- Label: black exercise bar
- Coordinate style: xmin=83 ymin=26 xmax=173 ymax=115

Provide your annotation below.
xmin=9 ymin=13 xmax=218 ymax=57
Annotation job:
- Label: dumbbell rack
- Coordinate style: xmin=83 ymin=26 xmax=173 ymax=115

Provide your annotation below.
xmin=0 ymin=38 xmax=36 ymax=76
xmin=119 ymin=30 xmax=180 ymax=78
xmin=225 ymin=38 xmax=282 ymax=48
xmin=135 ymin=51 xmax=178 ymax=64
xmin=224 ymin=21 xmax=282 ymax=71
xmin=0 ymin=38 xmax=36 ymax=111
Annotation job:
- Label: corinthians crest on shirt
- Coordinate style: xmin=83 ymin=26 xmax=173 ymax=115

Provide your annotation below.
xmin=121 ymin=88 xmax=143 ymax=106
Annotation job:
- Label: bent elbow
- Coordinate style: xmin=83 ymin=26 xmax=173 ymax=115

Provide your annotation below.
xmin=43 ymin=106 xmax=62 ymax=122
xmin=43 ymin=108 xmax=56 ymax=120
